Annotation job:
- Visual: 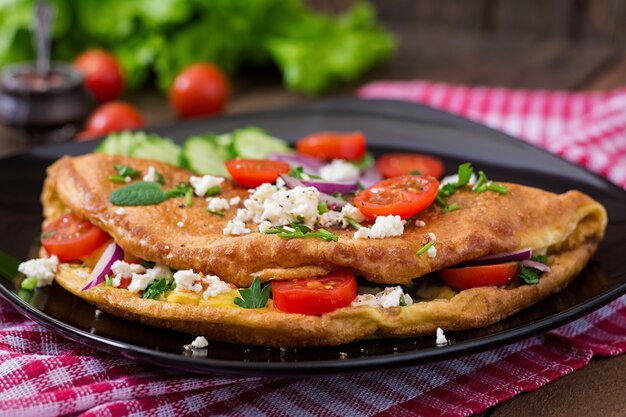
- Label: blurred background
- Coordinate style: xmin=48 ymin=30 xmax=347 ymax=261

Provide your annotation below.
xmin=1 ymin=0 xmax=625 ymax=154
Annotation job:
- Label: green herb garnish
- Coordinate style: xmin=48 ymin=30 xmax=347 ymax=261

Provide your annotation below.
xmin=41 ymin=229 xmax=56 ymax=239
xmin=517 ymin=255 xmax=549 ymax=285
xmin=415 ymin=240 xmax=435 ymax=256
xmin=140 ymin=260 xmax=156 ymax=269
xmin=154 ymin=171 xmax=165 ymax=185
xmin=409 ymin=170 xmax=421 ymax=175
xmin=351 ymin=152 xmax=375 ymax=169
xmin=399 ymin=293 xmax=407 ymax=307
xmin=234 ymin=276 xmax=271 ymax=309
xmin=345 ymin=217 xmax=363 ymax=229
xmin=263 ymin=222 xmax=338 ymax=241
xmin=289 ymin=165 xmax=320 ymax=180
xmin=141 ymin=278 xmax=170 ymax=300
xmin=205 ymin=186 xmax=220 ymax=197
xmin=20 ymin=276 xmax=37 ymax=290
xmin=441 ymin=203 xmax=461 ymax=213
xmin=356 ymin=182 xmax=365 ymax=191
xmin=185 ymin=188 xmax=193 ymax=206
xmin=207 ymin=208 xmax=225 ymax=217
xmin=104 ymin=274 xmax=113 ymax=287
xmin=114 ymin=164 xmax=140 ymax=178
xmin=436 ymin=162 xmax=507 ymax=211
xmin=109 ymin=181 xmax=196 ymax=206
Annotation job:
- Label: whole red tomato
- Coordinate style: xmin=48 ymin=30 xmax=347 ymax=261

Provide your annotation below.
xmin=74 ymin=49 xmax=124 ymax=103
xmin=169 ymin=63 xmax=229 ymax=119
xmin=77 ymin=101 xmax=144 ymax=140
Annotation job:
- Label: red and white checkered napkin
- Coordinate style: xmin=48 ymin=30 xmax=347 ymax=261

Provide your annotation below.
xmin=1 ymin=82 xmax=626 ymax=417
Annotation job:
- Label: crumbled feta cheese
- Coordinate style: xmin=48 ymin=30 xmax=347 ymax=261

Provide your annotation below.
xmin=191 ymin=336 xmax=208 ymax=349
xmin=436 ymin=327 xmax=448 ymax=346
xmin=353 ymin=215 xmax=404 ymax=239
xmin=148 ymin=264 xmax=172 ymax=281
xmin=427 ymin=233 xmax=437 ymax=258
xmin=177 ymin=221 xmax=184 ymax=228
xmin=128 ymin=272 xmax=154 ymax=293
xmin=229 ymin=196 xmax=241 ymax=206
xmin=441 ymin=173 xmax=476 ymax=187
xmin=236 ymin=184 xmax=319 ymax=227
xmin=115 ymin=208 xmax=126 ymax=216
xmin=319 ymin=159 xmax=360 ymax=182
xmin=143 ymin=166 xmax=159 ymax=182
xmin=18 ymin=255 xmax=59 ymax=287
xmin=318 ymin=210 xmax=345 ymax=228
xmin=206 ymin=197 xmax=230 ymax=212
xmin=415 ymin=219 xmax=426 ymax=227
xmin=341 ymin=203 xmax=366 ymax=223
xmin=110 ymin=260 xmax=146 ymax=288
xmin=258 ymin=220 xmax=273 ymax=233
xmin=190 ymin=175 xmax=224 ymax=197
xmin=173 ymin=270 xmax=203 ymax=292
xmin=202 ymin=274 xmax=232 ymax=299
xmin=223 ymin=219 xmax=251 ymax=236
xmin=351 ymin=286 xmax=413 ymax=308
xmin=275 ymin=177 xmax=286 ymax=188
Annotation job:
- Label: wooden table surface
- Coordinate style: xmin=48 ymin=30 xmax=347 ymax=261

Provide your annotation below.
xmin=1 ymin=26 xmax=625 ymax=416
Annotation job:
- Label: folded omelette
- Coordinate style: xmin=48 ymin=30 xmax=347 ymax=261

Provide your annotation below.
xmin=39 ymin=154 xmax=607 ymax=347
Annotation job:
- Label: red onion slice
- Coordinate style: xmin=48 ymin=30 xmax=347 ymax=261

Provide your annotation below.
xmin=358 ymin=166 xmax=383 ymax=188
xmin=81 ymin=241 xmax=124 ymax=290
xmin=466 ymin=248 xmax=532 ymax=266
xmin=301 ymin=179 xmax=357 ymax=194
xmin=521 ymin=259 xmax=551 ymax=272
xmin=280 ymin=174 xmax=347 ymax=208
xmin=268 ymin=153 xmax=324 ymax=174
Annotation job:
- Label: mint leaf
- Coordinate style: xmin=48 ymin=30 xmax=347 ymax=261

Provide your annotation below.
xmin=234 ymin=277 xmax=271 ymax=309
xmin=109 ymin=181 xmax=169 ymax=206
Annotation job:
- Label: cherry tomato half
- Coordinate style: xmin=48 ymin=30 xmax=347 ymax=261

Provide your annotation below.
xmin=377 ymin=153 xmax=444 ymax=179
xmin=169 ymin=63 xmax=230 ymax=119
xmin=353 ymin=175 xmax=439 ymax=220
xmin=225 ymin=159 xmax=290 ymax=188
xmin=41 ymin=213 xmax=111 ymax=262
xmin=78 ymin=101 xmax=145 ymax=140
xmin=439 ymin=262 xmax=519 ymax=291
xmin=296 ymin=131 xmax=366 ymax=161
xmin=272 ymin=268 xmax=357 ymax=315
xmin=73 ymin=49 xmax=124 ymax=103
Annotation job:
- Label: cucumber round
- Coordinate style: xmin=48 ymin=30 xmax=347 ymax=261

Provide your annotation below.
xmin=181 ymin=134 xmax=234 ymax=177
xmin=232 ymin=127 xmax=291 ymax=158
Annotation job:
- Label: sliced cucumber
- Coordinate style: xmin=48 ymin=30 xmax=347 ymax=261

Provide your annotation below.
xmin=232 ymin=127 xmax=291 ymax=158
xmin=95 ymin=131 xmax=148 ymax=156
xmin=181 ymin=134 xmax=234 ymax=177
xmin=129 ymin=135 xmax=182 ymax=166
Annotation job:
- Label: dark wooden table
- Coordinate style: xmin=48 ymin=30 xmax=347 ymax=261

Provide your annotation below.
xmin=1 ymin=25 xmax=625 ymax=416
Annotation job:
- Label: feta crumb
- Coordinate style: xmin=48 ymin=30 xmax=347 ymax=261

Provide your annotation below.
xmin=415 ymin=219 xmax=426 ymax=227
xmin=110 ymin=260 xmax=146 ymax=288
xmin=18 ymin=255 xmax=59 ymax=287
xmin=191 ymin=336 xmax=209 ymax=349
xmin=148 ymin=264 xmax=172 ymax=281
xmin=341 ymin=203 xmax=366 ymax=223
xmin=223 ymin=219 xmax=251 ymax=236
xmin=115 ymin=208 xmax=126 ymax=216
xmin=351 ymin=286 xmax=413 ymax=308
xmin=124 ymin=176 xmax=132 ymax=183
xmin=275 ymin=177 xmax=286 ymax=188
xmin=436 ymin=327 xmax=448 ymax=346
xmin=202 ymin=275 xmax=232 ymax=299
xmin=127 ymin=272 xmax=154 ymax=293
xmin=317 ymin=211 xmax=344 ymax=228
xmin=427 ymin=233 xmax=437 ymax=258
xmin=319 ymin=159 xmax=360 ymax=182
xmin=143 ymin=166 xmax=159 ymax=182
xmin=353 ymin=215 xmax=404 ymax=239
xmin=173 ymin=270 xmax=203 ymax=292
xmin=258 ymin=220 xmax=273 ymax=233
xmin=177 ymin=221 xmax=184 ymax=228
xmin=190 ymin=175 xmax=224 ymax=197
xmin=229 ymin=196 xmax=241 ymax=206
xmin=206 ymin=197 xmax=230 ymax=212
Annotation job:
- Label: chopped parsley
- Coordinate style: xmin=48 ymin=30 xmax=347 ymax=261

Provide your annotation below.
xmin=436 ymin=162 xmax=508 ymax=212
xmin=206 ymin=208 xmax=225 ymax=217
xmin=204 ymin=186 xmax=220 ymax=197
xmin=441 ymin=203 xmax=461 ymax=213
xmin=317 ymin=202 xmax=329 ymax=214
xmin=20 ymin=276 xmax=38 ymax=290
xmin=345 ymin=216 xmax=363 ymax=229
xmin=234 ymin=276 xmax=271 ymax=309
xmin=289 ymin=165 xmax=320 ymax=180
xmin=409 ymin=170 xmax=421 ymax=175
xmin=41 ymin=229 xmax=56 ymax=239
xmin=399 ymin=293 xmax=408 ymax=307
xmin=263 ymin=222 xmax=338 ymax=241
xmin=109 ymin=164 xmax=140 ymax=183
xmin=415 ymin=240 xmax=435 ymax=256
xmin=141 ymin=278 xmax=171 ymax=300
xmin=518 ymin=255 xmax=549 ymax=285
xmin=185 ymin=187 xmax=193 ymax=206
xmin=104 ymin=274 xmax=113 ymax=287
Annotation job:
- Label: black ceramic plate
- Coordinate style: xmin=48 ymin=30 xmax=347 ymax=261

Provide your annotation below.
xmin=1 ymin=99 xmax=625 ymax=377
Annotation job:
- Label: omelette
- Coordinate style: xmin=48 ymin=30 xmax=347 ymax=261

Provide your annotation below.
xmin=29 ymin=153 xmax=606 ymax=347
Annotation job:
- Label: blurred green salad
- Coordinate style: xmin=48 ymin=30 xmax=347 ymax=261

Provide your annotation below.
xmin=0 ymin=0 xmax=396 ymax=94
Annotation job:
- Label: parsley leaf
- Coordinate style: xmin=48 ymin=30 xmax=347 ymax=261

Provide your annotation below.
xmin=518 ymin=266 xmax=540 ymax=285
xmin=456 ymin=162 xmax=473 ymax=187
xmin=234 ymin=277 xmax=271 ymax=309
xmin=345 ymin=217 xmax=363 ymax=229
xmin=415 ymin=240 xmax=435 ymax=256
xmin=104 ymin=274 xmax=113 ymax=287
xmin=399 ymin=293 xmax=407 ymax=307
xmin=317 ymin=202 xmax=329 ymax=214
xmin=141 ymin=278 xmax=170 ymax=300
xmin=114 ymin=164 xmax=140 ymax=178
xmin=206 ymin=208 xmax=225 ymax=217
xmin=441 ymin=203 xmax=461 ymax=213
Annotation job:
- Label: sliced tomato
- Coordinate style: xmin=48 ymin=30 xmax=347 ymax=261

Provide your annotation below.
xmin=353 ymin=175 xmax=439 ymax=220
xmin=272 ymin=269 xmax=357 ymax=315
xmin=377 ymin=153 xmax=444 ymax=179
xmin=439 ymin=262 xmax=519 ymax=290
xmin=225 ymin=159 xmax=290 ymax=188
xmin=41 ymin=213 xmax=110 ymax=262
xmin=296 ymin=131 xmax=366 ymax=161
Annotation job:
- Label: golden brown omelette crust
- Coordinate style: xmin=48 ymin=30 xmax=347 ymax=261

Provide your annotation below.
xmin=53 ymin=240 xmax=598 ymax=347
xmin=44 ymin=154 xmax=608 ymax=287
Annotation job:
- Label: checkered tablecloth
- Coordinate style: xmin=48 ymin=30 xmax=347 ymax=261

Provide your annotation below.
xmin=1 ymin=81 xmax=625 ymax=417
